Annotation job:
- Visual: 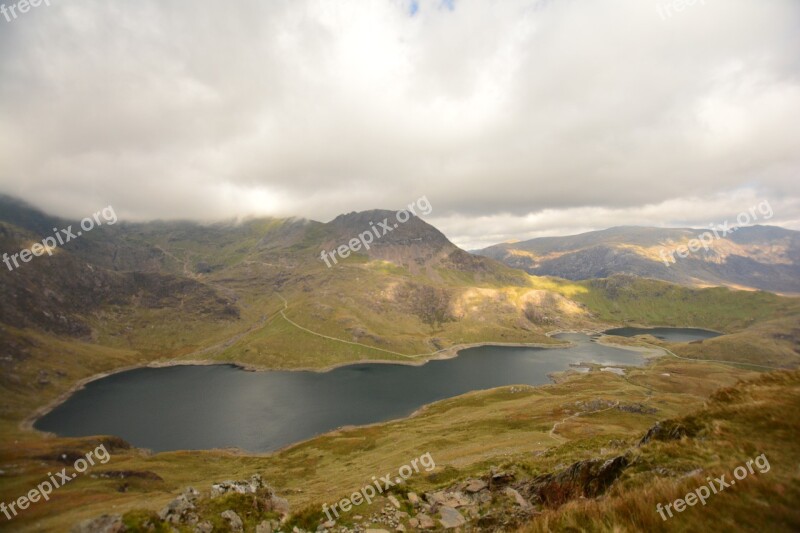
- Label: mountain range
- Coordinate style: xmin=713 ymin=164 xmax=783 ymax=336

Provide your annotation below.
xmin=474 ymin=225 xmax=800 ymax=294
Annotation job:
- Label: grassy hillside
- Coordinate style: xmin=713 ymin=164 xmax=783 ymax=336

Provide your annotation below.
xmin=572 ymin=276 xmax=800 ymax=332
xmin=0 ymin=354 xmax=765 ymax=531
xmin=522 ymin=370 xmax=800 ymax=532
xmin=2 ymin=199 xmax=800 ymax=532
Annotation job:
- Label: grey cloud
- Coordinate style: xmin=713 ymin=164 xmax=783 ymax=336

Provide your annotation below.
xmin=1 ymin=0 xmax=798 ymax=244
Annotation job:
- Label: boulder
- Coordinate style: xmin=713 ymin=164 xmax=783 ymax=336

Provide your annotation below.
xmin=518 ymin=455 xmax=629 ymax=507
xmin=212 ymin=473 xmax=267 ymax=497
xmin=221 ymin=510 xmax=244 ymax=532
xmin=71 ymin=514 xmax=125 ymax=533
xmin=464 ymin=479 xmax=488 ymax=493
xmin=194 ymin=521 xmax=213 ymax=533
xmin=158 ymin=493 xmax=195 ymax=524
xmin=438 ymin=506 xmax=466 ymax=529
xmin=504 ymin=487 xmax=532 ymax=509
xmin=639 ymin=421 xmax=688 ymax=446
xmin=425 ymin=491 xmax=447 ymax=505
xmin=183 ymin=486 xmax=200 ymax=501
xmin=488 ymin=467 xmax=515 ymax=489
xmin=416 ymin=513 xmax=436 ymax=529
xmin=270 ymin=494 xmax=291 ymax=516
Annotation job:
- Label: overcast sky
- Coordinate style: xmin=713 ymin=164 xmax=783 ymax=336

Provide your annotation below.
xmin=1 ymin=0 xmax=799 ymax=249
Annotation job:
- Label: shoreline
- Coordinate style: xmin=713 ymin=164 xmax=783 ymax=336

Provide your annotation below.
xmin=20 ymin=330 xmax=664 ymax=437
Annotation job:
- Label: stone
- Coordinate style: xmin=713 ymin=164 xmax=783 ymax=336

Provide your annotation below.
xmin=465 ymin=479 xmax=488 ymax=493
xmin=438 ymin=506 xmax=466 ymax=529
xmin=388 ymin=495 xmax=401 ymax=509
xmin=270 ymin=495 xmax=291 ymax=516
xmin=257 ymin=520 xmax=274 ymax=533
xmin=159 ymin=494 xmax=195 ymax=523
xmin=464 ymin=505 xmax=480 ymax=519
xmin=489 ymin=467 xmax=515 ymax=488
xmin=212 ymin=474 xmax=268 ymax=497
xmin=416 ymin=513 xmax=436 ymax=529
xmin=449 ymin=492 xmax=471 ymax=507
xmin=505 ymin=487 xmax=532 ymax=509
xmin=183 ymin=486 xmax=200 ymax=501
xmin=425 ymin=491 xmax=446 ymax=505
xmin=194 ymin=522 xmax=214 ymax=533
xmin=407 ymin=492 xmax=420 ymax=506
xmin=71 ymin=514 xmax=124 ymax=533
xmin=221 ymin=510 xmax=244 ymax=532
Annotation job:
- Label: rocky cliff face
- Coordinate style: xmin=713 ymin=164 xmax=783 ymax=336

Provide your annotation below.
xmin=0 ymin=221 xmax=239 ymax=340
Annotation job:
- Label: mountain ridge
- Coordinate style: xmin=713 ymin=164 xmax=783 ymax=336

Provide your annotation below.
xmin=474 ymin=225 xmax=800 ymax=293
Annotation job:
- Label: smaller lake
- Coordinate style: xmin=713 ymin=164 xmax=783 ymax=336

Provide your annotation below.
xmin=35 ymin=333 xmax=649 ymax=453
xmin=603 ymin=327 xmax=721 ymax=343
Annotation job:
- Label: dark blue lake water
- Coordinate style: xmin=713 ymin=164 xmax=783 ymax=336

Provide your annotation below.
xmin=36 ymin=332 xmax=708 ymax=452
xmin=603 ymin=327 xmax=721 ymax=343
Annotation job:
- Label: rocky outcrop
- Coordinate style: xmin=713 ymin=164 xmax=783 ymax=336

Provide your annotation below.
xmin=617 ymin=403 xmax=658 ymax=415
xmin=75 ymin=474 xmax=288 ymax=532
xmin=517 ymin=455 xmax=630 ymax=507
xmin=211 ymin=474 xmax=266 ymax=497
xmin=639 ymin=420 xmax=689 ymax=445
xmin=159 ymin=487 xmax=199 ymax=525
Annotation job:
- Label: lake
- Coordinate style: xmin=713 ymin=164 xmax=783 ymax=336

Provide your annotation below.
xmin=603 ymin=327 xmax=722 ymax=343
xmin=35 ymin=333 xmax=659 ymax=453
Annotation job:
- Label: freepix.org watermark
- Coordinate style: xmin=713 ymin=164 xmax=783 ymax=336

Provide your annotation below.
xmin=1 ymin=0 xmax=51 ymax=23
xmin=656 ymin=453 xmax=770 ymax=521
xmin=2 ymin=205 xmax=118 ymax=272
xmin=1 ymin=444 xmax=111 ymax=521
xmin=320 ymin=196 xmax=432 ymax=268
xmin=656 ymin=0 xmax=705 ymax=21
xmin=659 ymin=200 xmax=773 ymax=267
xmin=322 ymin=452 xmax=435 ymax=521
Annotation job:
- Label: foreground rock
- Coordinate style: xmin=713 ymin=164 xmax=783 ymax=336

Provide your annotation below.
xmin=71 ymin=514 xmax=125 ymax=533
xmin=516 ymin=455 xmax=630 ymax=507
xmin=221 ymin=509 xmax=244 ymax=532
xmin=74 ymin=474 xmax=289 ymax=532
xmin=310 ymin=453 xmax=630 ymax=533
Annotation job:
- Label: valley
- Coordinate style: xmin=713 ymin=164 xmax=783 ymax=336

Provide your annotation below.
xmin=1 ymin=197 xmax=799 ymax=531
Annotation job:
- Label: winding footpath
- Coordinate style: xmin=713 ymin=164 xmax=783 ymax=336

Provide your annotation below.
xmin=275 ymin=293 xmax=559 ymax=360
xmin=548 ymin=400 xmax=621 ymax=442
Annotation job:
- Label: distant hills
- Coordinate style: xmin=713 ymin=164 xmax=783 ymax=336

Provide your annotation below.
xmin=473 ymin=225 xmax=800 ymax=294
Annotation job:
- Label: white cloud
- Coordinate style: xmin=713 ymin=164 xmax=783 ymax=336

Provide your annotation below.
xmin=1 ymin=0 xmax=798 ymax=246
